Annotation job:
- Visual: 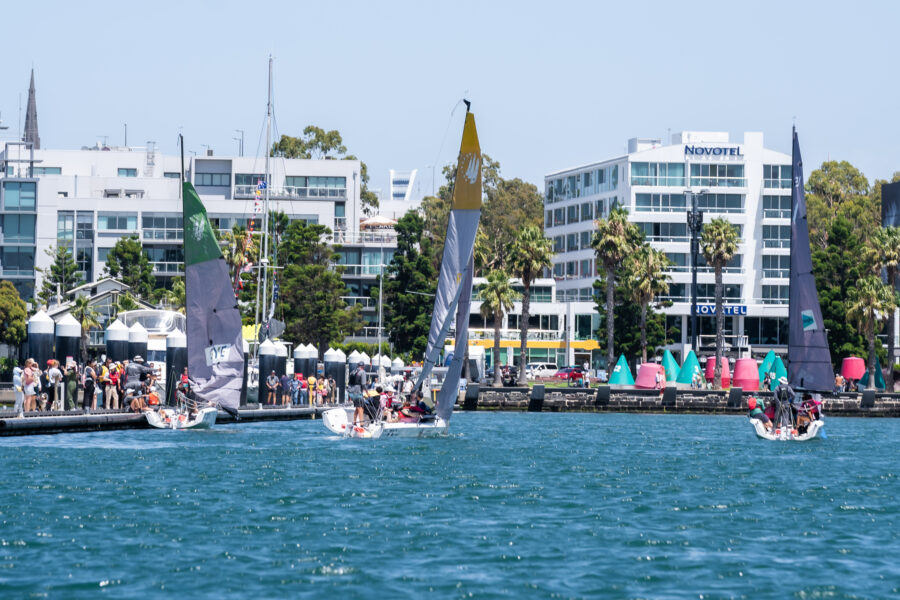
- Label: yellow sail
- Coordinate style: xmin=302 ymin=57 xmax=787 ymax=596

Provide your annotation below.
xmin=451 ymin=112 xmax=482 ymax=210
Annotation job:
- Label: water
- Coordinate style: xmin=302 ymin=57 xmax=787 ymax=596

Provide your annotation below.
xmin=0 ymin=413 xmax=897 ymax=598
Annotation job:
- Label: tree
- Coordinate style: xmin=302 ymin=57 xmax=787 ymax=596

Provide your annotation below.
xmin=591 ymin=207 xmax=641 ymax=372
xmin=508 ymin=225 xmax=554 ymax=385
xmin=382 ymin=211 xmax=437 ymax=357
xmin=479 ymin=269 xmax=519 ymax=387
xmin=622 ymin=244 xmax=671 ymax=363
xmin=155 ymin=277 xmax=185 ymax=314
xmin=700 ymin=218 xmax=739 ymax=389
xmin=277 ymin=221 xmax=361 ymax=354
xmin=477 ymin=177 xmax=544 ymax=273
xmin=116 ymin=292 xmax=141 ymax=313
xmin=37 ymin=245 xmax=83 ymax=307
xmin=594 ymin=279 xmax=675 ymax=369
xmin=103 ymin=235 xmax=154 ymax=299
xmin=70 ymin=295 xmax=100 ymax=365
xmin=219 ymin=224 xmax=257 ymax=294
xmin=271 ymin=126 xmax=378 ymax=213
xmin=873 ymin=226 xmax=900 ymax=388
xmin=806 ymin=161 xmax=871 ymax=249
xmin=0 ymin=281 xmax=27 ymax=349
xmin=847 ymin=276 xmax=896 ymax=390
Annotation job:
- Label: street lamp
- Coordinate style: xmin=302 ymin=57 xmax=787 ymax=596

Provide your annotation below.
xmin=686 ymin=188 xmax=708 ymax=352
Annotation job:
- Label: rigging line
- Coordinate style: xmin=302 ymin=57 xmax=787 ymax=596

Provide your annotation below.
xmin=430 ymin=98 xmax=467 ymax=188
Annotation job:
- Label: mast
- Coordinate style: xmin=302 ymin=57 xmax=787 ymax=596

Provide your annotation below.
xmin=253 ymin=56 xmax=274 ymax=358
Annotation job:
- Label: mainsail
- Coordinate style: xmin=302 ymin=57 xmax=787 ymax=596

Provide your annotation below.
xmin=415 ymin=107 xmax=482 ymax=421
xmin=787 ymin=128 xmax=833 ymax=391
xmin=183 ymin=181 xmax=244 ymax=410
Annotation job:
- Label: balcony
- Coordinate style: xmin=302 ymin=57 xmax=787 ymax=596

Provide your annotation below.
xmin=761 ymin=269 xmax=789 ymax=279
xmin=341 ymin=295 xmax=376 ymax=309
xmin=762 ymin=209 xmax=790 ymax=219
xmin=234 ymin=184 xmax=347 ymax=200
xmin=143 ymin=228 xmax=183 ymax=241
xmin=762 ymin=239 xmax=790 ymax=249
xmin=333 ymin=230 xmax=398 ymax=245
xmin=466 ymin=328 xmax=562 ymax=342
xmin=0 ymin=266 xmax=34 ymax=277
xmin=763 ymin=178 xmax=792 ymax=189
xmin=756 ymin=297 xmax=789 ymax=305
xmin=338 ymin=263 xmax=387 ymax=277
xmin=151 ymin=261 xmax=184 ymax=274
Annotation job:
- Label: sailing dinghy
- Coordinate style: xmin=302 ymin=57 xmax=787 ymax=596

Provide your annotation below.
xmin=145 ymin=179 xmax=244 ymax=429
xmin=324 ymin=104 xmax=482 ymax=439
xmin=751 ymin=128 xmax=829 ymax=441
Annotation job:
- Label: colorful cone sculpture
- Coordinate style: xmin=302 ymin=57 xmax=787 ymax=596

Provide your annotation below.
xmin=676 ymin=350 xmax=704 ymax=386
xmin=705 ymin=357 xmax=731 ymax=388
xmin=661 ymin=350 xmax=680 ymax=382
xmin=859 ymin=357 xmax=886 ymax=391
xmin=758 ymin=349 xmax=776 ymax=382
xmin=608 ymin=354 xmax=634 ymax=386
xmin=768 ymin=356 xmax=788 ymax=391
xmin=635 ymin=363 xmax=665 ymax=389
xmin=732 ymin=357 xmax=760 ymax=391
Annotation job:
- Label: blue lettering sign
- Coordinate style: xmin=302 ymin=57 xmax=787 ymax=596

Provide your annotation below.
xmin=684 ymin=146 xmax=743 ymax=157
xmin=692 ymin=304 xmax=747 ymax=316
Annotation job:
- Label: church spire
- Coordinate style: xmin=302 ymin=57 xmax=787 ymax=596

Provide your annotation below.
xmin=24 ymin=69 xmax=40 ymax=149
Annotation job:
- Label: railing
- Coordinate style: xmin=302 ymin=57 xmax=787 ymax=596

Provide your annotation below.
xmin=334 ymin=217 xmax=347 ymax=230
xmin=762 ymin=269 xmax=789 ymax=279
xmin=763 ymin=239 xmax=790 ymax=248
xmin=688 ymin=178 xmax=747 ymax=188
xmin=763 ymin=208 xmax=790 ymax=219
xmin=341 ymin=295 xmax=376 ymax=309
xmin=152 ymin=261 xmax=183 ymax=274
xmin=333 ymin=230 xmax=398 ymax=245
xmin=467 ymin=328 xmax=561 ymax=342
xmin=143 ymin=228 xmax=183 ymax=241
xmin=664 ymin=265 xmax=744 ymax=274
xmin=0 ymin=267 xmax=34 ymax=276
xmin=234 ymin=185 xmax=347 ymax=200
xmin=338 ymin=264 xmax=387 ymax=276
xmin=756 ymin=297 xmax=789 ymax=305
xmin=644 ymin=235 xmax=690 ymax=243
xmin=763 ymin=178 xmax=792 ymax=189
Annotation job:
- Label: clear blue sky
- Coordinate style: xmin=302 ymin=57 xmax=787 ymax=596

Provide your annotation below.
xmin=2 ymin=0 xmax=897 ymax=200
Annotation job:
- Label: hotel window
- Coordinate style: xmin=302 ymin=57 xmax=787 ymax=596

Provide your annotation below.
xmin=98 ymin=248 xmax=110 ymax=263
xmin=98 ymin=213 xmax=138 ymax=231
xmin=580 ymin=230 xmax=592 ymax=249
xmin=1 ymin=214 xmax=36 ymax=243
xmin=235 ymin=173 xmax=266 ymax=186
xmin=545 ymin=210 xmax=553 ymax=228
xmin=689 ymin=163 xmax=746 ymax=188
xmin=0 ymin=246 xmax=35 ymax=274
xmin=762 ymin=285 xmax=789 ymax=304
xmin=762 ymin=195 xmax=790 ymax=218
xmin=76 ymin=212 xmax=94 ymax=240
xmin=33 ymin=166 xmax=61 ymax=175
xmin=553 ymin=236 xmax=564 ymax=252
xmin=698 ymin=253 xmax=743 ymax=272
xmin=58 ymin=212 xmax=74 ymax=241
xmin=553 ymin=208 xmax=564 ymax=226
xmin=630 ymin=162 xmax=685 ymax=187
xmin=636 ymin=222 xmax=687 ymax=241
xmin=581 ymin=202 xmax=593 ymax=221
xmin=567 ymin=176 xmax=577 ymax=198
xmin=746 ymin=317 xmax=788 ymax=345
xmin=635 ymin=193 xmax=686 ymax=212
xmin=117 ymin=168 xmax=138 ymax=177
xmin=664 ymin=253 xmax=688 ymax=271
xmin=580 ymin=259 xmax=591 ymax=277
xmin=566 ymin=233 xmax=578 ymax=251
xmin=661 ymin=283 xmax=688 ymax=302
xmin=582 ymin=171 xmax=592 ymax=193
xmin=553 ymin=263 xmax=564 ymax=278
xmin=567 ymin=205 xmax=578 ymax=223
xmin=697 ymin=283 xmax=741 ymax=301
xmin=695 ymin=193 xmax=743 ymax=213
xmin=285 ymin=176 xmax=309 ymax=189
xmin=762 ymin=255 xmax=790 ymax=278
xmin=595 ymin=199 xmax=605 ymax=218
xmin=164 ymin=172 xmax=181 ymax=179
xmin=763 ymin=165 xmax=792 ymax=189
xmin=2 ymin=182 xmax=36 ymax=211
xmin=566 ymin=261 xmax=577 ymax=277
xmin=196 ymin=173 xmax=230 ymax=186
xmin=762 ymin=225 xmax=790 ymax=248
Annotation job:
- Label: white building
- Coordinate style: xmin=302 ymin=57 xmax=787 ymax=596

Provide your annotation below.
xmin=545 ymin=131 xmax=793 ymax=361
xmin=376 ymin=169 xmax=419 ymax=220
xmin=0 ymin=141 xmax=363 ymax=301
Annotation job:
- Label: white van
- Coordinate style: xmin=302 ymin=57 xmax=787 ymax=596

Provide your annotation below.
xmin=526 ymin=362 xmax=558 ymax=379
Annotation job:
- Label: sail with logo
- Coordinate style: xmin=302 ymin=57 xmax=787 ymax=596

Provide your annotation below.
xmin=787 ymin=127 xmax=833 ymax=392
xmin=182 ymin=180 xmax=244 ymax=411
xmin=415 ymin=102 xmax=482 ymax=422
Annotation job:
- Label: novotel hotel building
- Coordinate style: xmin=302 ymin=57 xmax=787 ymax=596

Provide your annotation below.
xmin=544 ymin=131 xmax=793 ymax=363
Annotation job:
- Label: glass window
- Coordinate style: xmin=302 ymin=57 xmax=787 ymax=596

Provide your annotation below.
xmin=98 ymin=248 xmax=110 ymax=262
xmin=284 ymin=175 xmax=307 ymax=188
xmin=762 ymin=255 xmax=790 ymax=278
xmin=689 ymin=163 xmax=746 ymax=188
xmin=335 ymin=202 xmax=346 ymax=218
xmin=98 ymin=213 xmax=138 ymax=231
xmin=164 ymin=172 xmax=181 ymax=179
xmin=57 ymin=212 xmax=74 ymax=241
xmin=763 ymin=165 xmax=792 ymax=189
xmin=553 ymin=236 xmax=564 ymax=252
xmin=630 ymin=162 xmax=685 ymax=186
xmin=762 ymin=285 xmax=789 ymax=304
xmin=762 ymin=195 xmax=790 ymax=218
xmin=581 ymin=202 xmax=593 ymax=221
xmin=664 ymin=253 xmax=688 ymax=271
xmin=0 ymin=246 xmax=35 ymax=274
xmin=1 ymin=214 xmax=36 ymax=243
xmin=635 ymin=193 xmax=687 ymax=212
xmin=698 ymin=253 xmax=743 ymax=271
xmin=545 ymin=210 xmax=553 ymax=228
xmin=196 ymin=173 xmax=230 ymax=186
xmin=553 ymin=209 xmax=564 ymax=226
xmin=762 ymin=225 xmax=791 ymax=248
xmin=3 ymin=182 xmax=36 ymax=211
xmin=697 ymin=283 xmax=742 ymax=301
xmin=567 ymin=205 xmax=578 ymax=223
xmin=566 ymin=233 xmax=578 ymax=251
xmin=636 ymin=222 xmax=687 ymax=241
xmin=580 ymin=230 xmax=592 ymax=249
xmin=33 ymin=166 xmax=61 ymax=175
xmin=118 ymin=168 xmax=137 ymax=177
xmin=235 ymin=173 xmax=266 ymax=186
xmin=695 ymin=193 xmax=743 ymax=213
xmin=76 ymin=212 xmax=94 ymax=240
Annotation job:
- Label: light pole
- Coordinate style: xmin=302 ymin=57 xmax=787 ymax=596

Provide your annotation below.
xmin=234 ymin=129 xmax=244 ymax=157
xmin=686 ymin=189 xmax=707 ymax=352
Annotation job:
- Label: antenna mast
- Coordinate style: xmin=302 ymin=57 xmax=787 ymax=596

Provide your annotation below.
xmin=254 ymin=56 xmax=274 ymax=358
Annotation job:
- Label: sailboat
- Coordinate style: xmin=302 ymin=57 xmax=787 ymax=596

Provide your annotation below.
xmin=144 ymin=176 xmax=244 ymax=429
xmin=750 ymin=128 xmax=829 ymax=441
xmin=323 ymin=102 xmax=482 ymax=438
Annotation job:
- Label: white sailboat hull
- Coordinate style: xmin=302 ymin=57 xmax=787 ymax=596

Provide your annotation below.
xmin=750 ymin=417 xmax=823 ymax=441
xmin=145 ymin=406 xmax=218 ymax=430
xmin=322 ymin=407 xmax=449 ymax=439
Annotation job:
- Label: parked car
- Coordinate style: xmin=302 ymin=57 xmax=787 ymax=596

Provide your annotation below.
xmin=553 ymin=366 xmax=585 ymax=382
xmin=525 ymin=362 xmax=558 ymax=379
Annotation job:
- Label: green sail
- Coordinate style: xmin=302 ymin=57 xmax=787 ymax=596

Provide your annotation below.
xmin=608 ymin=354 xmax=634 ymax=385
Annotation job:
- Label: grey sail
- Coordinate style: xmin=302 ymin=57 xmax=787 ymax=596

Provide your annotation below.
xmin=435 ymin=255 xmax=474 ymax=421
xmin=787 ymin=128 xmax=833 ymax=391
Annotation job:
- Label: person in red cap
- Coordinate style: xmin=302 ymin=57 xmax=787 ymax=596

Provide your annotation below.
xmin=747 ymin=396 xmax=771 ymax=430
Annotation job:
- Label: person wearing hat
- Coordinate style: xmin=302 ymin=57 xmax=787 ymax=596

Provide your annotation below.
xmin=747 ymin=396 xmax=771 ymax=430
xmin=124 ymin=356 xmax=156 ymax=398
xmin=348 ymin=361 xmax=367 ymax=426
xmin=266 ymin=370 xmax=279 ymax=405
xmin=773 ymin=376 xmax=797 ymax=428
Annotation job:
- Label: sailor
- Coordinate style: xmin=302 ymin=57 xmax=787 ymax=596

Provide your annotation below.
xmin=773 ymin=376 xmax=797 ymax=428
xmin=348 ymin=362 xmax=367 ymax=426
xmin=124 ymin=356 xmax=156 ymax=393
xmin=747 ymin=397 xmax=772 ymax=430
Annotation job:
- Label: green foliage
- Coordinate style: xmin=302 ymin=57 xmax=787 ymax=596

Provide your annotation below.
xmin=154 ymin=277 xmax=185 ymax=314
xmin=806 ymin=160 xmax=873 ymax=249
xmin=382 ymin=211 xmax=437 ymax=357
xmin=37 ymin=245 xmax=83 ymax=307
xmin=116 ymin=292 xmax=141 ymax=313
xmin=271 ymin=126 xmax=378 ymax=213
xmin=0 ymin=280 xmax=27 ymax=347
xmin=70 ymin=295 xmax=100 ymax=365
xmin=479 ymin=269 xmax=519 ymax=386
xmin=509 ymin=225 xmax=554 ymax=384
xmin=477 ymin=177 xmax=544 ymax=273
xmin=622 ymin=244 xmax=671 ymax=363
xmin=277 ymin=221 xmax=361 ymax=353
xmin=103 ymin=235 xmax=155 ymax=299
xmin=700 ymin=218 xmax=740 ymax=388
xmin=594 ymin=278 xmax=675 ymax=368
xmin=847 ymin=275 xmax=896 ymax=389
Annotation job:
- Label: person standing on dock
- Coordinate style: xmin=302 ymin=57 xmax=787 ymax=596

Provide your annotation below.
xmin=12 ymin=366 xmax=24 ymax=417
xmin=47 ymin=360 xmax=62 ymax=411
xmin=280 ymin=372 xmax=291 ymax=407
xmin=64 ymin=362 xmax=78 ymax=411
xmin=23 ymin=358 xmax=37 ymax=413
xmin=266 ymin=371 xmax=278 ymax=405
xmin=82 ymin=360 xmax=97 ymax=412
xmin=106 ymin=363 xmax=120 ymax=411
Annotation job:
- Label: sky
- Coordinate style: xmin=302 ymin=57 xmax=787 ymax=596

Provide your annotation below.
xmin=2 ymin=0 xmax=898 ymax=202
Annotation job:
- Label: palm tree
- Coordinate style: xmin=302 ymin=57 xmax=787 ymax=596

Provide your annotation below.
xmin=700 ymin=218 xmax=740 ymax=389
xmin=479 ymin=269 xmax=519 ymax=387
xmin=70 ymin=295 xmax=100 ymax=365
xmin=623 ymin=243 xmax=671 ymax=363
xmin=847 ymin=275 xmax=896 ymax=390
xmin=508 ymin=225 xmax=554 ymax=385
xmin=591 ymin=207 xmax=640 ymax=374
xmin=220 ymin=224 xmax=256 ymax=293
xmin=116 ymin=292 xmax=140 ymax=313
xmin=160 ymin=277 xmax=186 ymax=314
xmin=874 ymin=226 xmax=900 ymax=389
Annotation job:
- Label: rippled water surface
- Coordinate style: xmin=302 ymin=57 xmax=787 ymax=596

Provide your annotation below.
xmin=0 ymin=413 xmax=897 ymax=598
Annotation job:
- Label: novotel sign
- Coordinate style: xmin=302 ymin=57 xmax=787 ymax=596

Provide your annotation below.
xmin=684 ymin=146 xmax=743 ymax=157
xmin=692 ymin=304 xmax=747 ymax=316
